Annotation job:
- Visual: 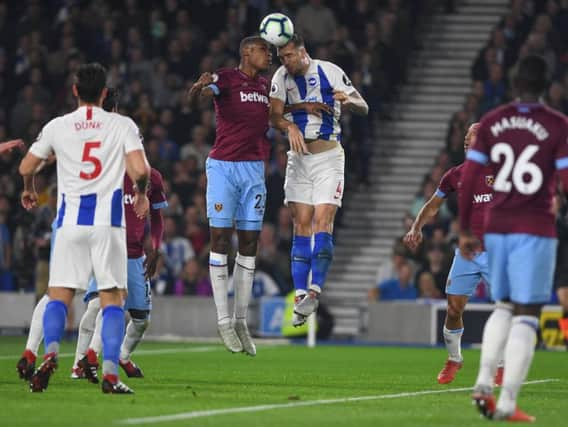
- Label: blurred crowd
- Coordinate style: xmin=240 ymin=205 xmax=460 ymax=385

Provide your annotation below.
xmin=0 ymin=0 xmax=434 ymax=297
xmin=371 ymin=0 xmax=568 ymax=302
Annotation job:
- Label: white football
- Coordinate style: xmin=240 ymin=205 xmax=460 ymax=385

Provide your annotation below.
xmin=259 ymin=13 xmax=294 ymax=47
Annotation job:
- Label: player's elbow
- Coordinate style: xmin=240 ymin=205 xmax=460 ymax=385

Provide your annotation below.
xmin=19 ymin=155 xmax=38 ymax=176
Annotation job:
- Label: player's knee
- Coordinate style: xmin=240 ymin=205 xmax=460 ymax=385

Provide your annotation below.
xmin=313 ymin=218 xmax=333 ymax=234
xmin=447 ymin=301 xmax=464 ymax=320
xmin=211 ymin=234 xmax=231 ymax=254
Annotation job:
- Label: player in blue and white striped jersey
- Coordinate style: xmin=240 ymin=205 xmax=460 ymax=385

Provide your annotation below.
xmin=270 ymin=35 xmax=368 ymax=325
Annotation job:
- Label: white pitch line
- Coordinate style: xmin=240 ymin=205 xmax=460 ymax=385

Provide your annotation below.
xmin=118 ymin=378 xmax=560 ymax=425
xmin=0 ymin=346 xmax=219 ymax=361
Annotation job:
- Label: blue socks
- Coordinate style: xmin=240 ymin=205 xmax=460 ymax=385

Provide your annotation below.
xmin=311 ymin=232 xmax=334 ymax=293
xmin=101 ymin=305 xmax=125 ymax=376
xmin=43 ymin=300 xmax=68 ymax=355
xmin=291 ymin=235 xmax=311 ymax=294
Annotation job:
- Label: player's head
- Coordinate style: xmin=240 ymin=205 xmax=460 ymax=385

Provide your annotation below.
xmin=102 ymin=87 xmax=119 ymax=112
xmin=464 ymin=122 xmax=480 ymax=154
xmin=72 ymin=63 xmax=108 ymax=106
xmin=240 ymin=36 xmax=271 ymax=72
xmin=514 ymin=55 xmax=548 ymax=98
xmin=277 ymin=34 xmax=309 ymax=76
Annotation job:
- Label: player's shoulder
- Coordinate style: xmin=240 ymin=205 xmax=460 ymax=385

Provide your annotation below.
xmin=443 ymin=164 xmax=462 ymax=181
xmin=214 ymin=67 xmax=236 ymax=80
xmin=541 ymin=104 xmax=568 ymax=126
xmin=316 ymin=59 xmax=345 ymax=75
xmin=150 ymin=167 xmax=164 ymax=184
xmin=272 ymin=65 xmax=287 ymax=80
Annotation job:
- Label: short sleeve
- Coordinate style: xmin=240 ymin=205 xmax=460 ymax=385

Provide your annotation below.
xmin=437 ymin=168 xmax=456 ymax=198
xmin=122 ymin=116 xmax=144 ymax=154
xmin=208 ymin=70 xmax=231 ymax=96
xmin=149 ymin=169 xmax=168 ymax=210
xmin=554 ymin=118 xmax=568 ymax=170
xmin=29 ymin=120 xmax=55 ymax=159
xmin=325 ymin=62 xmax=356 ymax=95
xmin=269 ymin=66 xmax=286 ymax=102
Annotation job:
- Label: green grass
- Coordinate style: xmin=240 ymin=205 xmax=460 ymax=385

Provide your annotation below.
xmin=1 ymin=337 xmax=566 ymax=426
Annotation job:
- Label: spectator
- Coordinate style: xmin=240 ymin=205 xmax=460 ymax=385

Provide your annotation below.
xmin=295 ymin=0 xmax=337 ymax=48
xmin=369 ymin=261 xmax=417 ymax=301
xmin=173 ymin=258 xmax=212 ymax=296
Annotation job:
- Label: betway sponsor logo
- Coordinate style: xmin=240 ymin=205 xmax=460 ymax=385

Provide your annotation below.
xmin=473 ymin=193 xmax=493 ymax=203
xmin=240 ymin=91 xmax=269 ymax=105
xmin=124 ymin=194 xmax=135 ymax=205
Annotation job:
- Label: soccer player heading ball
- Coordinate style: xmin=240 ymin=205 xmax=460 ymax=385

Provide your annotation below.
xmin=188 ymin=36 xmax=271 ymax=356
xmin=269 ymin=34 xmax=369 ymax=326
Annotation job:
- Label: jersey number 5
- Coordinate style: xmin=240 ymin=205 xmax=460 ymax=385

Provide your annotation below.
xmin=491 ymin=143 xmax=543 ymax=195
xmin=80 ymin=141 xmax=102 ymax=180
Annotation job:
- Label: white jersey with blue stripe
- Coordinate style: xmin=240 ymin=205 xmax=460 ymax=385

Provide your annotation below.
xmin=29 ymin=106 xmax=144 ymax=228
xmin=270 ymin=59 xmax=355 ymax=142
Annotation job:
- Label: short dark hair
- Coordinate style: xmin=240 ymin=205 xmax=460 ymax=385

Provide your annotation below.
xmin=282 ymin=34 xmax=304 ymax=49
xmin=102 ymin=87 xmax=119 ymax=112
xmin=74 ymin=63 xmax=107 ymax=103
xmin=515 ymin=55 xmax=548 ymax=95
xmin=239 ymin=36 xmax=268 ymax=55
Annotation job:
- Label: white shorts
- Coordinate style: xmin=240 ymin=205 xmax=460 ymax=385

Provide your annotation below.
xmin=49 ymin=225 xmax=127 ymax=292
xmin=284 ymin=146 xmax=345 ymax=207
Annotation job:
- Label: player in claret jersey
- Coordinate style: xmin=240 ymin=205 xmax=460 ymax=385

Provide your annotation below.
xmin=187 ymin=36 xmax=271 ymax=356
xmin=459 ymin=56 xmax=568 ymax=422
xmin=405 ymin=123 xmax=503 ymax=386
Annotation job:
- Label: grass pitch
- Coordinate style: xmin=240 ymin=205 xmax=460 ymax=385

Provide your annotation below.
xmin=1 ymin=337 xmax=566 ymax=426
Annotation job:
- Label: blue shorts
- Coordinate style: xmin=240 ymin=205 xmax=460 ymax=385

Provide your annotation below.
xmin=206 ymin=158 xmax=265 ymax=231
xmin=446 ymin=248 xmax=489 ymax=297
xmin=485 ymin=233 xmax=558 ymax=304
xmin=84 ymin=256 xmax=151 ymax=311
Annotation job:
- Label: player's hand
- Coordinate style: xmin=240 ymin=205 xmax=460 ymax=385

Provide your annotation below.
xmin=458 ymin=231 xmax=481 ymax=260
xmin=333 ymin=90 xmax=349 ymax=104
xmin=195 ymin=72 xmax=214 ymax=89
xmin=133 ymin=193 xmax=149 ymax=219
xmin=303 ymin=102 xmax=333 ymax=117
xmin=403 ymin=228 xmax=423 ymax=250
xmin=144 ymin=249 xmax=162 ymax=281
xmin=0 ymin=139 xmax=25 ymax=155
xmin=21 ymin=190 xmax=39 ymax=211
xmin=287 ymin=123 xmax=309 ymax=154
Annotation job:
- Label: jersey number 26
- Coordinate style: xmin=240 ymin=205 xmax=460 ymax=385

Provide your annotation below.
xmin=491 ymin=143 xmax=542 ymax=195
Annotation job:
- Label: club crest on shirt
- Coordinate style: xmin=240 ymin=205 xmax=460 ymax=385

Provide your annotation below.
xmin=215 ymin=203 xmax=223 ymax=212
xmin=485 ymin=175 xmax=495 ymax=187
xmin=308 ymin=76 xmax=318 ymax=87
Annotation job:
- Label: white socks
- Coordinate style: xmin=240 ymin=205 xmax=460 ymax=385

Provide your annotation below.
xmin=25 ymin=294 xmax=49 ymax=355
xmin=120 ymin=317 xmax=149 ymax=362
xmin=233 ymin=253 xmax=255 ymax=321
xmin=497 ymin=315 xmax=538 ymax=415
xmin=73 ymin=297 xmax=100 ymax=366
xmin=210 ymin=252 xmax=230 ymax=324
xmin=89 ymin=309 xmax=103 ymax=355
xmin=475 ymin=302 xmax=513 ymax=388
xmin=443 ymin=326 xmax=464 ymax=362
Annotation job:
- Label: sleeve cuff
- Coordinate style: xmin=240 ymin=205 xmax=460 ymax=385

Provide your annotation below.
xmin=207 ymin=84 xmax=220 ymax=96
xmin=435 ymin=189 xmax=446 ymax=198
xmin=152 ymin=201 xmax=168 ymax=210
xmin=556 ymin=157 xmax=568 ymax=170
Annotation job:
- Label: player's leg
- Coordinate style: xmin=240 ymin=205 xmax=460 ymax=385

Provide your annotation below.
xmin=119 ymin=256 xmax=152 ymax=377
xmin=72 ymin=288 xmax=100 ymax=379
xmin=289 ymin=202 xmax=315 ymax=325
xmin=93 ymin=226 xmax=133 ymax=394
xmin=438 ymin=248 xmax=479 ymax=384
xmin=206 ymin=158 xmax=242 ymax=352
xmin=493 ymin=235 xmax=557 ymax=421
xmin=17 ymin=294 xmax=49 ymax=380
xmin=295 ymin=147 xmax=344 ymax=319
xmin=472 ymin=234 xmax=513 ymax=416
xmin=232 ymin=161 xmax=265 ymax=356
xmin=30 ymin=226 xmax=88 ymax=392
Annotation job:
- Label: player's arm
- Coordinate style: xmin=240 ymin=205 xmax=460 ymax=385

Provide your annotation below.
xmin=284 ymin=102 xmax=333 ymax=117
xmin=187 ymin=72 xmax=216 ymax=107
xmin=404 ymin=195 xmax=445 ymax=250
xmin=333 ymin=89 xmax=369 ymax=115
xmin=0 ymin=139 xmax=24 ymax=154
xmin=270 ymin=97 xmax=308 ymax=154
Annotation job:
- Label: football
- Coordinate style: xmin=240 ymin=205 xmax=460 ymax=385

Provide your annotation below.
xmin=259 ymin=13 xmax=294 ymax=47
